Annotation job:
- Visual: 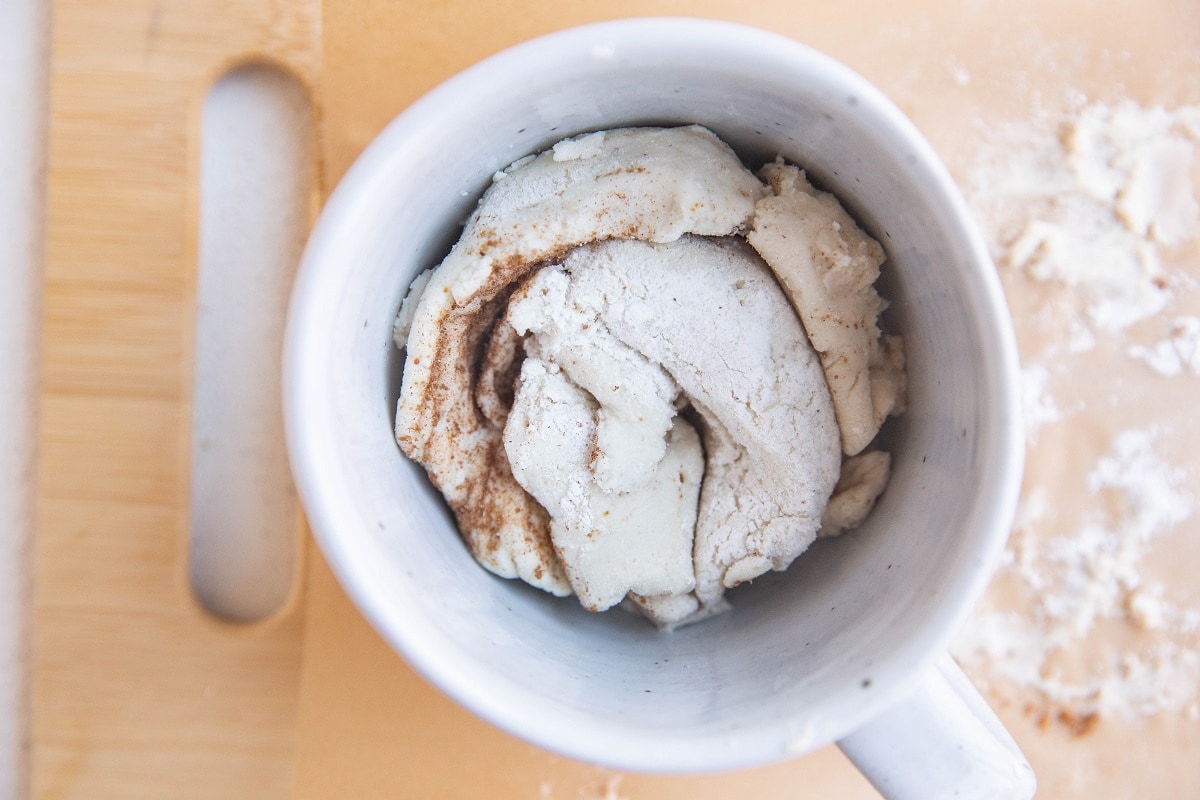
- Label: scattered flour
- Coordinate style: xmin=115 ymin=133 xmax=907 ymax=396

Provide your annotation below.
xmin=968 ymin=100 xmax=1199 ymax=338
xmin=1068 ymin=104 xmax=1200 ymax=246
xmin=946 ymin=58 xmax=971 ymax=87
xmin=955 ymin=429 xmax=1198 ymax=719
xmin=956 ymin=99 xmax=1200 ymax=726
xmin=594 ymin=775 xmax=627 ymax=800
xmin=1048 ymin=429 xmax=1192 ymax=639
xmin=1021 ymin=364 xmax=1061 ymax=442
xmin=1128 ymin=316 xmax=1200 ymax=376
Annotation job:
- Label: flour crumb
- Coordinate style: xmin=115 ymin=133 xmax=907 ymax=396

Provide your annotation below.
xmin=947 ymin=59 xmax=971 ymax=87
xmin=1128 ymin=316 xmax=1200 ymax=376
xmin=1021 ymin=364 xmax=1061 ymax=442
xmin=1069 ymin=103 xmax=1200 ymax=245
xmin=1128 ymin=585 xmax=1167 ymax=631
xmin=587 ymin=774 xmax=627 ymax=800
xmin=1067 ymin=320 xmax=1097 ymax=354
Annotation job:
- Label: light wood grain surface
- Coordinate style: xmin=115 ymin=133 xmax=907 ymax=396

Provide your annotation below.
xmin=35 ymin=0 xmax=1200 ymax=797
xmin=35 ymin=1 xmax=318 ymax=796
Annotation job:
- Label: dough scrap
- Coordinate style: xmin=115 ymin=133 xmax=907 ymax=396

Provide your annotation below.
xmin=748 ymin=160 xmax=906 ymax=456
xmin=819 ymin=450 xmax=892 ymax=537
xmin=504 ymin=358 xmax=703 ymax=611
xmin=546 ymin=236 xmax=841 ymax=613
xmin=395 ymin=126 xmax=763 ymax=595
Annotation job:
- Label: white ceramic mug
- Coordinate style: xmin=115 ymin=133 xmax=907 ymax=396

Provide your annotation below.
xmin=283 ymin=18 xmax=1034 ymax=798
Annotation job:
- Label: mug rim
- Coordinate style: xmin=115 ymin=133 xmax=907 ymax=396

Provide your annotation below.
xmin=283 ymin=16 xmax=1025 ymax=772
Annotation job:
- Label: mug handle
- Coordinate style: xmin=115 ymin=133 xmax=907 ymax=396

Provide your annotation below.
xmin=837 ymin=653 xmax=1036 ymax=800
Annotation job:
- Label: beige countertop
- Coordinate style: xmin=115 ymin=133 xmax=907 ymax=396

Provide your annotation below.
xmin=26 ymin=1 xmax=1200 ymax=797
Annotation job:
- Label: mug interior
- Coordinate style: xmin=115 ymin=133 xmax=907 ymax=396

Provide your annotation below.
xmin=284 ymin=19 xmax=1022 ymax=773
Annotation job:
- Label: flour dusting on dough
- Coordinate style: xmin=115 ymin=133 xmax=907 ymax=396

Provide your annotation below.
xmin=394 ymin=126 xmax=902 ymax=627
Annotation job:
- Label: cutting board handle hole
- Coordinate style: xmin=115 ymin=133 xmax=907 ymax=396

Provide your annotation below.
xmin=189 ymin=63 xmax=312 ymax=623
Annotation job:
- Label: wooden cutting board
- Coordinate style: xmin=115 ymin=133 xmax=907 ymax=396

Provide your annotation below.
xmin=35 ymin=1 xmax=319 ymax=796
xmin=36 ymin=0 xmax=1200 ymax=797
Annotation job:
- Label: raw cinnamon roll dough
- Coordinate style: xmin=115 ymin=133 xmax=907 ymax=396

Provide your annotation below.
xmin=394 ymin=126 xmax=764 ymax=598
xmin=505 ymin=236 xmax=841 ymax=622
xmin=394 ymin=125 xmax=903 ymax=626
xmin=749 ymin=161 xmax=906 ymax=456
